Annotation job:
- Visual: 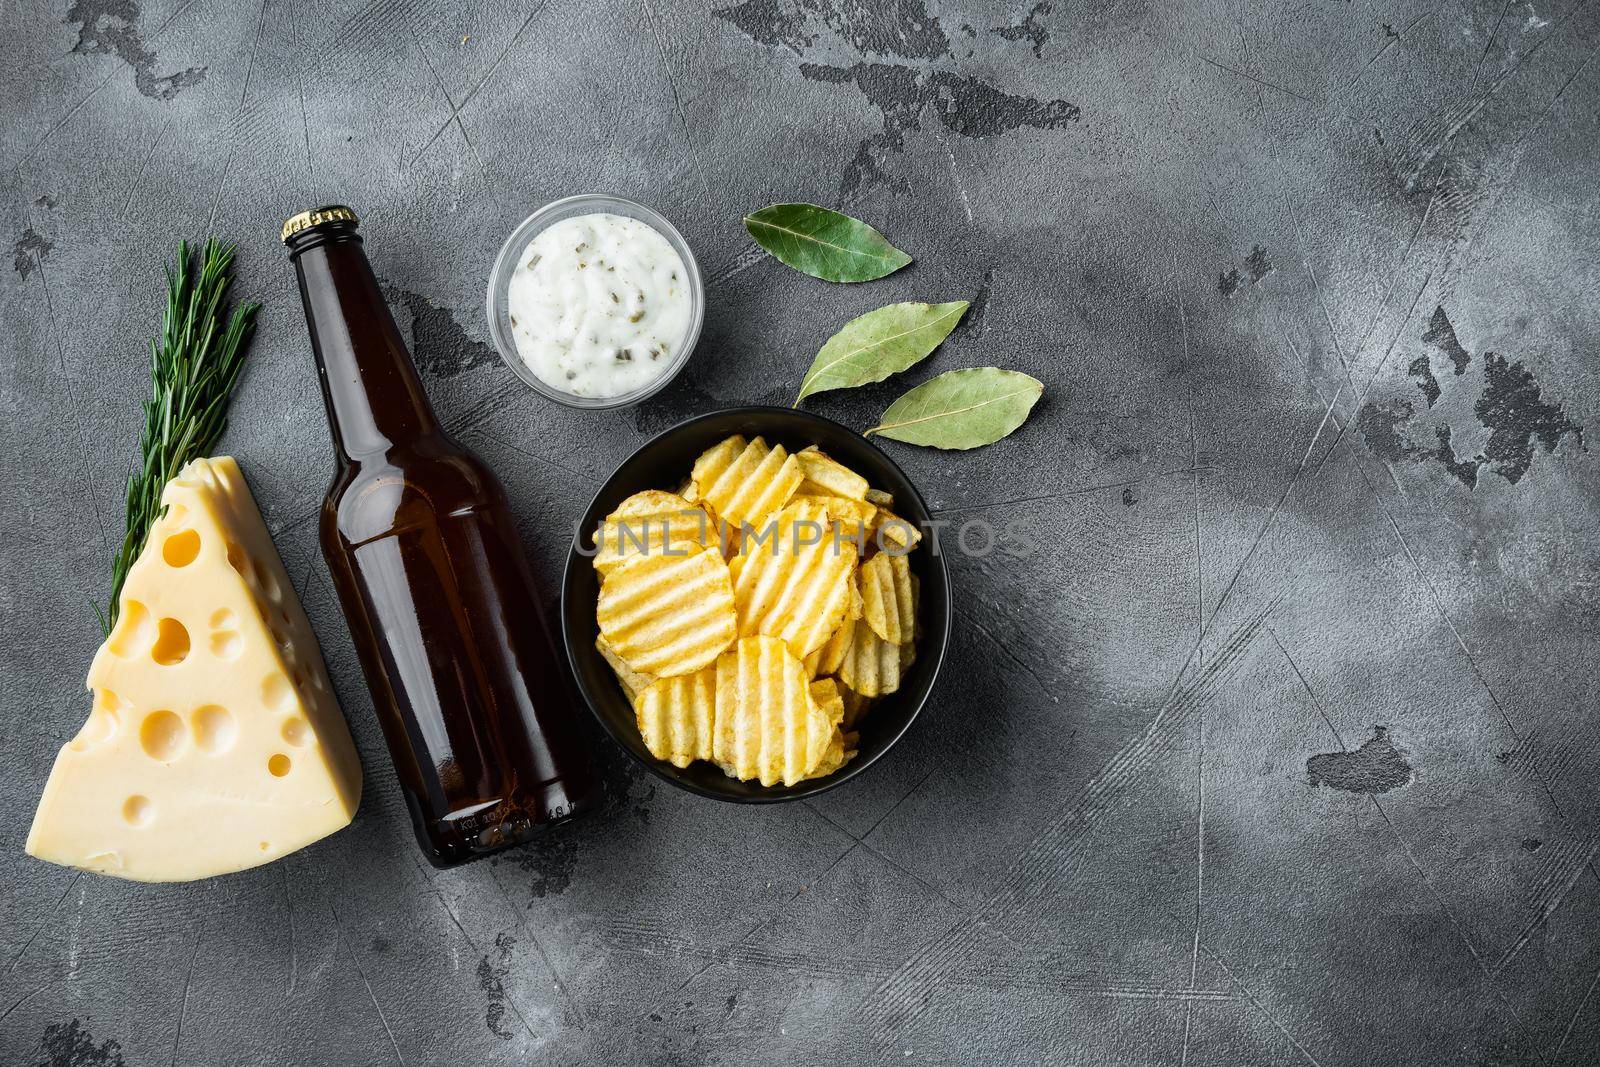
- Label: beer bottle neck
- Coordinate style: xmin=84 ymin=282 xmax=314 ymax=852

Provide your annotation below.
xmin=290 ymin=230 xmax=440 ymax=460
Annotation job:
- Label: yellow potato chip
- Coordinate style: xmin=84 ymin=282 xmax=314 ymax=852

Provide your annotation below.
xmin=806 ymin=606 xmax=855 ymax=678
xmin=806 ymin=728 xmax=858 ymax=780
xmin=865 ymin=487 xmax=894 ymax=509
xmin=793 ymin=491 xmax=875 ymax=546
xmin=838 ymin=618 xmax=903 ymax=698
xmin=592 ymin=490 xmax=715 ymax=574
xmin=728 ymin=500 xmax=858 ymax=659
xmin=810 ymin=678 xmax=845 ymax=726
xmin=713 ymin=636 xmax=832 ymax=786
xmin=635 ymin=668 xmax=716 ymax=768
xmin=796 ymin=446 xmax=870 ymax=501
xmin=596 ymin=548 xmax=737 ymax=677
xmin=859 ymin=552 xmax=904 ymax=645
xmin=890 ymin=552 xmax=915 ymax=636
xmin=869 ymin=506 xmax=922 ymax=552
xmin=690 ymin=435 xmax=804 ymax=530
xmin=596 ymin=635 xmax=657 ymax=705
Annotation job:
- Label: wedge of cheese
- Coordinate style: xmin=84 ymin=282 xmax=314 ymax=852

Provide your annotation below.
xmin=27 ymin=457 xmax=362 ymax=881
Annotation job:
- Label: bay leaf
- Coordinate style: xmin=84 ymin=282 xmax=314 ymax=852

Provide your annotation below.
xmin=795 ymin=300 xmax=969 ymax=404
xmin=865 ymin=368 xmax=1044 ymax=450
xmin=743 ymin=204 xmax=912 ymax=283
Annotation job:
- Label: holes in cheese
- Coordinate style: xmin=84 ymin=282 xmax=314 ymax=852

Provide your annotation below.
xmin=71 ymin=690 xmax=127 ymax=751
xmin=121 ymin=796 xmax=153 ymax=827
xmin=139 ymin=710 xmax=186 ymax=761
xmin=191 ymin=705 xmax=238 ymax=755
xmin=262 ymin=672 xmax=293 ymax=712
xmin=208 ymin=608 xmax=242 ymax=660
xmin=107 ymin=601 xmax=155 ymax=658
xmin=27 ymin=456 xmax=363 ymax=882
xmin=162 ymin=529 xmax=201 ymax=568
xmin=281 ymin=717 xmax=309 ymax=747
xmin=150 ymin=618 xmax=190 ymax=666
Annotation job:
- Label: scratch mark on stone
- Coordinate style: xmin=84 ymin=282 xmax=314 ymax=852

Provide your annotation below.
xmin=168 ymin=924 xmax=204 ymax=1066
xmin=1289 ymin=205 xmax=1359 ymax=402
xmin=1552 ymin=961 xmax=1600 ymax=1061
xmin=0 ymin=986 xmax=46 ymax=1027
xmin=1474 ymin=0 xmax=1518 ymax=86
xmin=486 ymin=862 xmax=587 ymax=1031
xmin=118 ymin=117 xmax=171 ymax=221
xmin=1400 ymin=1 xmax=1581 ymax=190
xmin=860 ymin=601 xmax=1277 ymax=1039
xmin=1200 ymin=55 xmax=1317 ymax=104
xmin=406 ymin=856 xmax=539 ymax=1041
xmin=1493 ymin=836 xmax=1600 ymax=977
xmin=7 ymin=872 xmax=82 ymax=974
xmin=1349 ymin=6 xmax=1435 ymax=88
xmin=205 ymin=0 xmax=269 ymax=231
xmin=408 ymin=0 xmax=552 ymax=168
xmin=640 ymin=0 xmax=711 ymax=198
xmin=36 ymin=256 xmax=113 ymax=560
xmin=957 ymin=607 xmax=1052 ymax=696
xmin=406 ymin=22 xmax=495 ymax=198
xmin=279 ymin=864 xmax=298 ymax=999
xmin=330 ymin=903 xmax=407 ymax=1066
xmin=11 ymin=69 xmax=117 ymax=171
xmin=705 ymin=244 xmax=770 ymax=288
xmin=1195 ymin=941 xmax=1326 ymax=1066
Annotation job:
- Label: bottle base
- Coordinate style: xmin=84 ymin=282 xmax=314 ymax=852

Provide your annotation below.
xmin=411 ymin=775 xmax=602 ymax=869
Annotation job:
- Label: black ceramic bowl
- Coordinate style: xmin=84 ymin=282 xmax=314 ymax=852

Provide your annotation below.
xmin=561 ymin=406 xmax=951 ymax=802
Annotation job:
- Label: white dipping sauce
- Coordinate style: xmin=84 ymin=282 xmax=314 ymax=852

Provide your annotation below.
xmin=506 ymin=213 xmax=691 ymax=399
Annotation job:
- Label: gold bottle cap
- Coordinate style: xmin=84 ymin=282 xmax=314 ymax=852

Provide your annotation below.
xmin=281 ymin=205 xmax=359 ymax=243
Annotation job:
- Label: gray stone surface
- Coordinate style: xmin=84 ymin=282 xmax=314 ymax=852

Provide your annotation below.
xmin=4 ymin=0 xmax=1599 ymax=1063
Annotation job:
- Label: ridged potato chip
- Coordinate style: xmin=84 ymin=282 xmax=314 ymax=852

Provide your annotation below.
xmin=807 ymin=728 xmax=858 ymax=780
xmin=635 ymin=668 xmax=716 ymax=768
xmin=728 ymin=500 xmax=857 ymax=659
xmin=803 ymin=572 xmax=860 ymax=677
xmin=713 ymin=636 xmax=833 ymax=786
xmin=597 ymin=548 xmax=737 ymax=677
xmin=796 ymin=446 xmax=870 ymax=501
xmin=596 ymin=635 xmax=657 ymax=705
xmin=860 ymin=551 xmax=916 ymax=645
xmin=859 ymin=553 xmax=901 ymax=644
xmin=868 ymin=505 xmax=922 ymax=552
xmin=592 ymin=491 xmax=714 ymax=574
xmin=690 ymin=435 xmax=805 ymax=529
xmin=793 ymin=491 xmax=875 ymax=546
xmin=810 ymin=678 xmax=845 ymax=726
xmin=838 ymin=617 xmax=903 ymax=698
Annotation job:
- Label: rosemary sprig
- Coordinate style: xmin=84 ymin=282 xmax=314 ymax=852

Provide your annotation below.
xmin=104 ymin=239 xmax=260 ymax=631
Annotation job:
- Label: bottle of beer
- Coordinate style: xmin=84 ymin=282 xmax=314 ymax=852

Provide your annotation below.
xmin=282 ymin=206 xmax=599 ymax=866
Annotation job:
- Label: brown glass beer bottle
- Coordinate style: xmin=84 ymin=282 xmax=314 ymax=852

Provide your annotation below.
xmin=283 ymin=206 xmax=598 ymax=866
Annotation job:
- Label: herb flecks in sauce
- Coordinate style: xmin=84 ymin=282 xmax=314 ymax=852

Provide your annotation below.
xmin=506 ymin=213 xmax=690 ymax=398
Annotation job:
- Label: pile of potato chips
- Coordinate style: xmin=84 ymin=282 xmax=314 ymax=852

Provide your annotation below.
xmin=591 ymin=435 xmax=922 ymax=787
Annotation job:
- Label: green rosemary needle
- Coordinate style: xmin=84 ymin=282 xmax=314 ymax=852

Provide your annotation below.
xmin=104 ymin=239 xmax=260 ymax=631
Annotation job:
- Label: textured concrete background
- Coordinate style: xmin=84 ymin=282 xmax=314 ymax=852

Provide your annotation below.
xmin=4 ymin=0 xmax=1599 ymax=1063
